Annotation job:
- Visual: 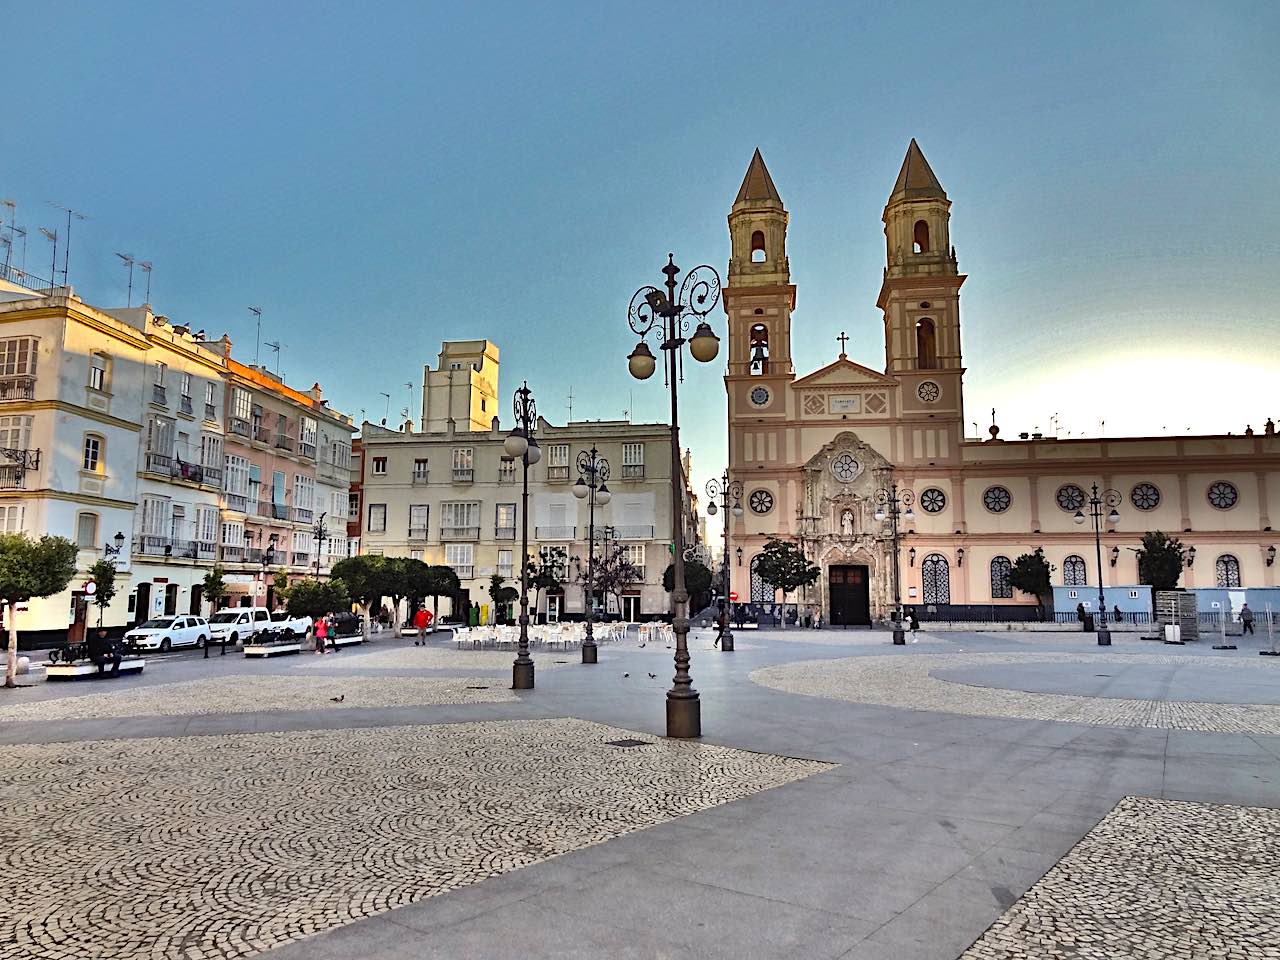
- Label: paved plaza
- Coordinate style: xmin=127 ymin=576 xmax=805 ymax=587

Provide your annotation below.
xmin=1 ymin=628 xmax=1278 ymax=959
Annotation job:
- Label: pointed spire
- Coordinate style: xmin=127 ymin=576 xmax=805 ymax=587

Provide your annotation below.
xmin=888 ymin=139 xmax=946 ymax=203
xmin=735 ymin=148 xmax=782 ymax=205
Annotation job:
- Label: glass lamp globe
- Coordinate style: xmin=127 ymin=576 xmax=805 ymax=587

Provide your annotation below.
xmin=688 ymin=322 xmax=720 ymax=363
xmin=1073 ymin=510 xmax=1085 ymax=525
xmin=1107 ymin=509 xmax=1120 ymax=524
xmin=628 ymin=341 xmax=657 ymax=380
xmin=706 ymin=501 xmax=718 ymax=516
xmin=903 ymin=508 xmax=915 ymax=522
xmin=595 ymin=484 xmax=611 ymax=506
xmin=573 ymin=478 xmax=589 ymax=500
xmin=874 ymin=508 xmax=886 ymax=522
xmin=526 ymin=438 xmax=541 ymax=465
xmin=732 ymin=503 xmax=744 ymax=518
xmin=503 ymin=430 xmax=528 ymax=458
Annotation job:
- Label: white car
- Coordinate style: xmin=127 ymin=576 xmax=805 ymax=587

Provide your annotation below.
xmin=207 ymin=607 xmax=272 ymax=647
xmin=266 ymin=611 xmax=313 ymax=637
xmin=124 ymin=615 xmax=210 ymax=652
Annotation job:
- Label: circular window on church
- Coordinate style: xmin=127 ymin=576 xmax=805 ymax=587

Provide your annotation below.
xmin=1130 ymin=483 xmax=1161 ymax=511
xmin=1055 ymin=484 xmax=1085 ymax=512
xmin=830 ymin=453 xmax=860 ymax=484
xmin=748 ymin=489 xmax=774 ymax=515
xmin=983 ymin=485 xmax=1012 ymax=513
xmin=917 ymin=381 xmax=940 ymax=403
xmin=750 ymin=386 xmax=770 ymax=407
xmin=919 ymin=488 xmax=946 ymax=513
xmin=1207 ymin=481 xmax=1238 ymax=510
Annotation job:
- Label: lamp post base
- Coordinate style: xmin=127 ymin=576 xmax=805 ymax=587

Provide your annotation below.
xmin=666 ymin=694 xmax=701 ymax=739
xmin=892 ymin=628 xmax=905 ymax=645
xmin=581 ymin=642 xmax=598 ymax=664
xmin=1097 ymin=629 xmax=1112 ymax=646
xmin=512 ymin=660 xmax=534 ymax=689
xmin=720 ymin=630 xmax=734 ymax=652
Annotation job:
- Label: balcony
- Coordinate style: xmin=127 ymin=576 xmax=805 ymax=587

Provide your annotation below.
xmin=452 ymin=468 xmax=474 ymax=483
xmin=225 ymin=493 xmax=248 ymax=513
xmin=170 ymin=460 xmax=205 ymax=484
xmin=292 ymin=551 xmax=311 ymax=567
xmin=204 ymin=402 xmax=218 ymax=422
xmin=254 ymin=427 xmax=272 ymax=444
xmin=408 ymin=526 xmax=430 ymax=540
xmin=440 ymin=525 xmax=480 ymax=541
xmin=179 ymin=395 xmax=194 ymax=416
xmin=151 ymin=384 xmax=167 ymax=406
xmin=144 ymin=451 xmax=173 ymax=474
xmin=546 ymin=466 xmax=569 ymax=482
xmin=219 ymin=545 xmax=244 ymax=562
xmin=498 ymin=564 xmax=514 ymax=579
xmin=299 ymin=441 xmax=316 ymax=459
xmin=274 ymin=436 xmax=295 ymax=452
xmin=622 ymin=464 xmax=645 ymax=480
xmin=453 ymin=564 xmax=475 ymax=580
xmin=0 ymin=375 xmax=36 ymax=401
xmin=230 ymin=418 xmax=251 ymax=438
xmin=292 ymin=507 xmax=313 ymax=523
xmin=611 ymin=524 xmax=655 ymax=540
xmin=201 ymin=465 xmax=223 ymax=485
xmin=271 ymin=503 xmax=289 ymax=521
xmin=135 ymin=535 xmax=172 ymax=557
xmin=495 ymin=526 xmax=516 ymax=540
xmin=0 ymin=465 xmax=26 ymax=490
xmin=411 ymin=471 xmax=430 ymax=485
xmin=536 ymin=525 xmax=575 ymax=540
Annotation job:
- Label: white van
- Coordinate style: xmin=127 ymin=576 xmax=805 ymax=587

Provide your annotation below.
xmin=207 ymin=607 xmax=271 ymax=647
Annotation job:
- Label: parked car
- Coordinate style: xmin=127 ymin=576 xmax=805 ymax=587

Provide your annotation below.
xmin=207 ymin=607 xmax=271 ymax=647
xmin=124 ymin=615 xmax=210 ymax=652
xmin=267 ymin=610 xmax=313 ymax=638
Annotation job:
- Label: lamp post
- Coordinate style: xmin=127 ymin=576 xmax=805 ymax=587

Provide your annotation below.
xmin=312 ymin=512 xmax=327 ymax=580
xmin=573 ymin=446 xmax=611 ymax=663
xmin=704 ymin=471 xmax=743 ymax=651
xmin=873 ymin=481 xmax=915 ymax=645
xmin=625 ymin=253 xmax=723 ymax=739
xmin=504 ymin=382 xmax=541 ymax=689
xmin=1074 ymin=483 xmax=1121 ymax=646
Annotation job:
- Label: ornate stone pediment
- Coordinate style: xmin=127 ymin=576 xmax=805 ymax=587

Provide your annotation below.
xmin=800 ymin=432 xmax=893 ymax=541
xmin=793 ymin=358 xmax=897 ymax=388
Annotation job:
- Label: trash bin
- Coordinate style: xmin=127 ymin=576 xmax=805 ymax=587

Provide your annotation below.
xmin=1164 ymin=623 xmax=1182 ymax=644
xmin=1083 ymin=613 xmax=1095 ymax=632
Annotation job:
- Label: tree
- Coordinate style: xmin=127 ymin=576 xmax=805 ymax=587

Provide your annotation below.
xmin=271 ymin=571 xmax=291 ymax=606
xmin=331 ymin=555 xmax=386 ymax=639
xmin=87 ymin=559 xmax=119 ymax=628
xmin=1010 ymin=549 xmax=1055 ymax=619
xmin=285 ymin=578 xmax=350 ymax=621
xmin=664 ymin=560 xmax=713 ymax=613
xmin=0 ymin=534 xmax=78 ymax=687
xmin=202 ymin=565 xmax=228 ymax=614
xmin=751 ymin=539 xmax=819 ymax=625
xmin=423 ymin=565 xmax=462 ymax=620
xmin=582 ymin=542 xmax=641 ymax=620
xmin=529 ymin=546 xmax=567 ymax=619
xmin=1137 ymin=531 xmax=1184 ymax=591
xmin=488 ymin=573 xmax=518 ymax=624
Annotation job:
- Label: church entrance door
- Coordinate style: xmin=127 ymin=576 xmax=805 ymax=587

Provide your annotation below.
xmin=828 ymin=566 xmax=870 ymax=626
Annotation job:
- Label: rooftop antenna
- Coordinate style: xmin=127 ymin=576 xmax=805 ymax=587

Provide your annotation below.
xmin=405 ymin=381 xmax=414 ymax=420
xmin=247 ymin=306 xmax=262 ymax=365
xmin=0 ymin=199 xmax=13 ymax=273
xmin=567 ymin=385 xmax=574 ymax=422
xmin=139 ymin=261 xmax=153 ymax=304
xmin=12 ymin=226 xmax=27 ymax=276
xmin=46 ymin=202 xmax=87 ymax=286
xmin=115 ymin=253 xmax=135 ymax=306
xmin=379 ymin=391 xmax=390 ymax=424
xmin=39 ymin=227 xmax=57 ymax=291
xmin=264 ymin=340 xmax=283 ymax=377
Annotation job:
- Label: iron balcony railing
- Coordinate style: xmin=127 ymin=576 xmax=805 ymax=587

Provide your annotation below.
xmin=299 ymin=441 xmax=316 ymax=459
xmin=291 ymin=551 xmax=311 ymax=567
xmin=546 ymin=466 xmax=569 ymax=481
xmin=170 ymin=460 xmax=204 ymax=484
xmin=411 ymin=471 xmax=430 ymax=484
xmin=145 ymin=451 xmax=173 ymax=474
xmin=179 ymin=395 xmax=194 ymax=416
xmin=609 ymin=525 xmax=654 ymax=540
xmin=151 ymin=384 xmax=167 ymax=406
xmin=292 ymin=507 xmax=313 ymax=523
xmin=0 ymin=375 xmax=36 ymax=401
xmin=536 ymin=525 xmax=575 ymax=540
xmin=408 ymin=526 xmax=430 ymax=540
xmin=0 ymin=262 xmax=53 ymax=292
xmin=272 ymin=503 xmax=289 ymax=520
xmin=225 ymin=494 xmax=248 ymax=513
xmin=204 ymin=402 xmax=218 ymax=421
xmin=495 ymin=526 xmax=516 ymax=540
xmin=452 ymin=468 xmax=474 ymax=483
xmin=275 ymin=435 xmax=295 ymax=452
xmin=453 ymin=564 xmax=475 ymax=580
xmin=440 ymin=525 xmax=480 ymax=541
xmin=0 ymin=465 xmax=26 ymax=490
xmin=201 ymin=465 xmax=222 ymax=485
xmin=230 ymin=418 xmax=251 ymax=438
xmin=254 ymin=427 xmax=272 ymax=444
xmin=219 ymin=545 xmax=244 ymax=562
xmin=622 ymin=464 xmax=645 ymax=480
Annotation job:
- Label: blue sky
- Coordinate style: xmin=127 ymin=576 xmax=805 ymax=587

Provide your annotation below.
xmin=4 ymin=1 xmax=1278 ymax=526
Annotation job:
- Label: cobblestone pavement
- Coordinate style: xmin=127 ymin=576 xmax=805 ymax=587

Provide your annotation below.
xmin=300 ymin=645 xmax=569 ymax=671
xmin=751 ymin=652 xmax=1280 ymax=734
xmin=961 ymin=796 xmax=1280 ymax=959
xmin=0 ymin=674 xmax=517 ymax=722
xmin=0 ymin=718 xmax=830 ymax=960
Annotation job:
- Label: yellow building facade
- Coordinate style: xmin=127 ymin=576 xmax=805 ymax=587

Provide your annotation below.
xmin=725 ymin=145 xmax=1280 ymax=623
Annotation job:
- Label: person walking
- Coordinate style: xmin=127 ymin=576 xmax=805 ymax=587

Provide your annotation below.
xmin=313 ymin=615 xmax=329 ymax=655
xmin=713 ymin=603 xmax=728 ymax=648
xmin=1241 ymin=603 xmax=1256 ymax=636
xmin=413 ymin=606 xmax=433 ymax=645
xmin=1076 ymin=602 xmax=1087 ymax=629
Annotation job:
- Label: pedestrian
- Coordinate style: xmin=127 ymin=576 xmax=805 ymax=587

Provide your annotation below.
xmin=87 ymin=628 xmax=121 ymax=675
xmin=1076 ymin=602 xmax=1086 ymax=628
xmin=735 ymin=604 xmax=746 ymax=630
xmin=908 ymin=608 xmax=919 ymax=633
xmin=314 ymin=615 xmax=329 ymax=654
xmin=1112 ymin=604 xmax=1123 ymax=623
xmin=413 ymin=606 xmax=433 ymax=645
xmin=713 ymin=603 xmax=728 ymax=648
xmin=814 ymin=609 xmax=822 ymax=630
xmin=1241 ymin=603 xmax=1256 ymax=636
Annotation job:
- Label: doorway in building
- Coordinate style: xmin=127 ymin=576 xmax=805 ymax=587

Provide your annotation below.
xmin=828 ymin=565 xmax=870 ymax=626
xmin=546 ymin=592 xmax=562 ymax=623
xmin=189 ymin=585 xmax=203 ymax=616
xmin=68 ymin=591 xmax=89 ymax=645
xmin=133 ymin=583 xmax=152 ymax=626
xmin=164 ymin=584 xmax=179 ymax=616
xmin=621 ymin=594 xmax=641 ymax=622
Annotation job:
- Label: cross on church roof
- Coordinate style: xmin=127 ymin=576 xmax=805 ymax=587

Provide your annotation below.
xmin=837 ymin=331 xmax=849 ymax=358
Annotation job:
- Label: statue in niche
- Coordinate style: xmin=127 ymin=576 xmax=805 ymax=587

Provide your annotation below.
xmin=840 ymin=509 xmax=855 ymax=537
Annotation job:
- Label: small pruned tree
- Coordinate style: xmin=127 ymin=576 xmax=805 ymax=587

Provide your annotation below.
xmin=87 ymin=558 xmax=119 ymax=628
xmin=424 ymin=564 xmax=462 ymax=621
xmin=1137 ymin=531 xmax=1184 ymax=591
xmin=583 ymin=542 xmax=642 ymax=620
xmin=331 ymin=555 xmax=386 ymax=638
xmin=0 ymin=534 xmax=79 ymax=687
xmin=203 ymin=565 xmax=228 ymax=615
xmin=1010 ymin=548 xmax=1055 ymax=619
xmin=488 ymin=573 xmax=518 ymax=624
xmin=285 ymin=578 xmax=350 ymax=622
xmin=530 ymin=546 xmax=567 ymax=619
xmin=271 ymin=571 xmax=291 ymax=608
xmin=664 ymin=560 xmax=713 ymax=614
xmin=751 ymin=539 xmax=819 ymax=626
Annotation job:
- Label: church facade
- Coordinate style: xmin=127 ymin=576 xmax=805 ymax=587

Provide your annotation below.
xmin=724 ymin=144 xmax=1280 ymax=623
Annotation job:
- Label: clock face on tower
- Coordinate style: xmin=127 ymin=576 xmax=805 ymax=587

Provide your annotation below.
xmin=749 ymin=386 xmax=771 ymax=407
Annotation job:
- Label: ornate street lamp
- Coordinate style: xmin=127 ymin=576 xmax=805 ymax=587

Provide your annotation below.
xmin=573 ymin=446 xmax=610 ymax=663
xmin=505 ymin=381 xmax=541 ymax=689
xmin=873 ymin=481 xmax=915 ymax=645
xmin=704 ymin=471 xmax=743 ymax=651
xmin=311 ymin=512 xmax=328 ymax=580
xmin=626 ymin=253 xmax=723 ymax=739
xmin=1074 ymin=483 xmax=1121 ymax=646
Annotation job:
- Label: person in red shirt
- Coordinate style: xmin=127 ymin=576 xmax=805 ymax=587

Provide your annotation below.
xmin=413 ymin=607 xmax=433 ymax=645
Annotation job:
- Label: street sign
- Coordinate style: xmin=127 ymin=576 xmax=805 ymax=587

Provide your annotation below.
xmin=83 ymin=580 xmax=97 ymax=596
xmin=729 ymin=591 xmax=738 ymax=601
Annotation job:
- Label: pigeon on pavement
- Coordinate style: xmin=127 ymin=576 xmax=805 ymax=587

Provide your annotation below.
xmin=329 ymin=694 xmax=345 ymax=703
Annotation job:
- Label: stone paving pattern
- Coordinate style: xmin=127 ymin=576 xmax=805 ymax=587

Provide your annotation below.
xmin=0 ymin=718 xmax=830 ymax=960
xmin=0 ymin=674 xmax=518 ymax=722
xmin=961 ymin=796 xmax=1280 ymax=959
xmin=301 ymin=646 xmax=569 ymax=671
xmin=752 ymin=652 xmax=1280 ymax=734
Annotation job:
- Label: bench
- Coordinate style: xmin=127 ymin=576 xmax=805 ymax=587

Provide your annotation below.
xmin=243 ymin=642 xmax=302 ymax=658
xmin=329 ymin=634 xmax=364 ymax=647
xmin=46 ymin=658 xmax=145 ymax=680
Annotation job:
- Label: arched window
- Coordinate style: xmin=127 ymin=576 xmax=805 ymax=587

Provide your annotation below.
xmin=913 ymin=219 xmax=930 ymax=254
xmin=750 ymin=554 xmax=776 ymax=602
xmin=1215 ymin=554 xmax=1241 ymax=588
xmin=750 ymin=230 xmax=767 ymax=263
xmin=1063 ymin=555 xmax=1087 ymax=586
xmin=915 ymin=318 xmax=937 ymax=369
xmin=921 ymin=553 xmax=950 ymax=603
xmin=748 ymin=323 xmax=770 ymax=376
xmin=990 ymin=556 xmax=1013 ymax=599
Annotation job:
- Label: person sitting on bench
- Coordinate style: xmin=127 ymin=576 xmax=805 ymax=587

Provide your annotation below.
xmin=87 ymin=629 xmax=121 ymax=675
